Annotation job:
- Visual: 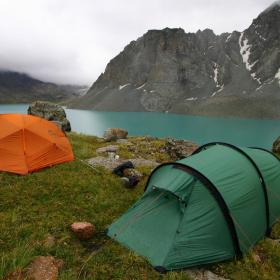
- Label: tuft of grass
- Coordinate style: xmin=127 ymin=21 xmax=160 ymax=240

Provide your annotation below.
xmin=0 ymin=132 xmax=279 ymax=279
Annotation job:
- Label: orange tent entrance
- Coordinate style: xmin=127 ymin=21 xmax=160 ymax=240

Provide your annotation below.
xmin=0 ymin=113 xmax=74 ymax=175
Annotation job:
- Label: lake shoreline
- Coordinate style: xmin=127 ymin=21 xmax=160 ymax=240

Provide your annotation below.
xmin=0 ymin=103 xmax=278 ymax=148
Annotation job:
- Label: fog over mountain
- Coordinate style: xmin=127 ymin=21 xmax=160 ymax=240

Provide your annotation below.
xmin=0 ymin=0 xmax=273 ymax=85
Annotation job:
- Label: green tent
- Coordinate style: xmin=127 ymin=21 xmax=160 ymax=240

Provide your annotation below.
xmin=107 ymin=142 xmax=280 ymax=272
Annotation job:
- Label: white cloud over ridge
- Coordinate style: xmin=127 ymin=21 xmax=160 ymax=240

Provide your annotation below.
xmin=0 ymin=0 xmax=273 ymax=85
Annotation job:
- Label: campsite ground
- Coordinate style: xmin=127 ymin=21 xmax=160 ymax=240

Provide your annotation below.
xmin=1 ymin=133 xmax=280 ymax=280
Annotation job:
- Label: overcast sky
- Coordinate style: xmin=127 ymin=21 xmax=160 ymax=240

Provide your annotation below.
xmin=0 ymin=0 xmax=274 ymax=85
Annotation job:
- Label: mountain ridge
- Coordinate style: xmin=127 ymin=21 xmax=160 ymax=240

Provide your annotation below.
xmin=70 ymin=3 xmax=280 ymax=118
xmin=0 ymin=70 xmax=88 ymax=103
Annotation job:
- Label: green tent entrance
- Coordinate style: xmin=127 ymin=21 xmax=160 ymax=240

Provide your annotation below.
xmin=107 ymin=142 xmax=280 ymax=272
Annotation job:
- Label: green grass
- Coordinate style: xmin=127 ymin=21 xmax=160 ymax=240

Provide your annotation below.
xmin=0 ymin=133 xmax=280 ymax=279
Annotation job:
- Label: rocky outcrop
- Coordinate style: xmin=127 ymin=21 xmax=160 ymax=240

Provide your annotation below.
xmin=28 ymin=101 xmax=71 ymax=132
xmin=162 ymin=138 xmax=199 ymax=160
xmin=103 ymin=128 xmax=128 ymax=141
xmin=72 ymin=3 xmax=280 ymax=119
xmin=272 ymin=136 xmax=280 ymax=153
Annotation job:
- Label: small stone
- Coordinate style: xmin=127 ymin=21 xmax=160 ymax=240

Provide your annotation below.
xmin=120 ymin=177 xmax=130 ymax=187
xmin=26 ymin=256 xmax=63 ymax=280
xmin=70 ymin=222 xmax=96 ymax=240
xmin=43 ymin=234 xmax=56 ymax=248
xmin=253 ymin=253 xmax=262 ymax=263
xmin=185 ymin=268 xmax=229 ymax=280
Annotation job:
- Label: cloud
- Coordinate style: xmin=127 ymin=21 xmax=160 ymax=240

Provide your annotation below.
xmin=0 ymin=0 xmax=273 ymax=85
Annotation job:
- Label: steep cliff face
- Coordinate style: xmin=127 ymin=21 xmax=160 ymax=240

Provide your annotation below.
xmin=73 ymin=3 xmax=280 ymax=118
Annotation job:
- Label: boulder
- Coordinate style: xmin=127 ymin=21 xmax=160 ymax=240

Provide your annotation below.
xmin=27 ymin=101 xmax=71 ymax=132
xmin=103 ymin=128 xmax=128 ymax=141
xmin=70 ymin=222 xmax=95 ymax=240
xmin=272 ymin=137 xmax=280 ymax=153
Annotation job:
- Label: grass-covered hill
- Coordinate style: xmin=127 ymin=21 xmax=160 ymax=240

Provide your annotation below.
xmin=1 ymin=133 xmax=280 ymax=279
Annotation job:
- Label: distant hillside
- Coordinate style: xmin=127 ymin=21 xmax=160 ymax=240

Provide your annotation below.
xmin=70 ymin=2 xmax=280 ymax=119
xmin=0 ymin=71 xmax=88 ymax=103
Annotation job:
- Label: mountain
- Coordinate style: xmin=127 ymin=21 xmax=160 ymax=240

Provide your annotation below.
xmin=0 ymin=71 xmax=87 ymax=103
xmin=71 ymin=3 xmax=280 ymax=118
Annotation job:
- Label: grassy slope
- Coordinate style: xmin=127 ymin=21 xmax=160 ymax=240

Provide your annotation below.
xmin=0 ymin=133 xmax=280 ymax=280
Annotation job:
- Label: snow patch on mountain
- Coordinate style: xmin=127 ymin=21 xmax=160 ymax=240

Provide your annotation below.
xmin=239 ymin=33 xmax=261 ymax=84
xmin=119 ymin=83 xmax=130 ymax=90
xmin=275 ymin=68 xmax=280 ymax=86
xmin=239 ymin=33 xmax=252 ymax=71
xmin=136 ymin=83 xmax=146 ymax=90
xmin=211 ymin=62 xmax=224 ymax=96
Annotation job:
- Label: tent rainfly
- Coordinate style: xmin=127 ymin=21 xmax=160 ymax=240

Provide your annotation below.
xmin=0 ymin=113 xmax=74 ymax=175
xmin=107 ymin=142 xmax=280 ymax=272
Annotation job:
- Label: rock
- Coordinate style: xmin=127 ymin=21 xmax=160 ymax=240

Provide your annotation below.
xmin=88 ymin=156 xmax=123 ymax=170
xmin=185 ymin=269 xmax=229 ymax=280
xmin=252 ymin=253 xmax=262 ymax=263
xmin=27 ymin=101 xmax=71 ymax=132
xmin=26 ymin=256 xmax=63 ymax=280
xmin=103 ymin=128 xmax=128 ymax=141
xmin=123 ymin=168 xmax=143 ymax=178
xmin=129 ymin=158 xmax=159 ymax=168
xmin=4 ymin=268 xmax=25 ymax=280
xmin=70 ymin=222 xmax=95 ymax=240
xmin=88 ymin=156 xmax=159 ymax=171
xmin=162 ymin=138 xmax=198 ymax=160
xmin=96 ymin=145 xmax=119 ymax=154
xmin=267 ymin=238 xmax=280 ymax=246
xmin=116 ymin=139 xmax=133 ymax=145
xmin=272 ymin=137 xmax=280 ymax=153
xmin=120 ymin=177 xmax=130 ymax=187
xmin=43 ymin=234 xmax=56 ymax=248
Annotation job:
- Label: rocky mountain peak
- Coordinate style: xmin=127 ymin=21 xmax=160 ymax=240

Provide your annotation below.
xmin=72 ymin=4 xmax=280 ymax=119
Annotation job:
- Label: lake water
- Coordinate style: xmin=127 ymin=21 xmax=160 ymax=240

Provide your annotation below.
xmin=0 ymin=103 xmax=279 ymax=149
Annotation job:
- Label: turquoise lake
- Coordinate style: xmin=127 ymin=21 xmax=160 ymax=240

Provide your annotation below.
xmin=0 ymin=103 xmax=279 ymax=149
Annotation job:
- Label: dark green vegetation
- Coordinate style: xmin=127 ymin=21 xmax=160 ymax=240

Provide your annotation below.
xmin=1 ymin=133 xmax=280 ymax=279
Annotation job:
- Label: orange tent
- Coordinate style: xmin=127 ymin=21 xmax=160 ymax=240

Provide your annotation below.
xmin=0 ymin=113 xmax=74 ymax=175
